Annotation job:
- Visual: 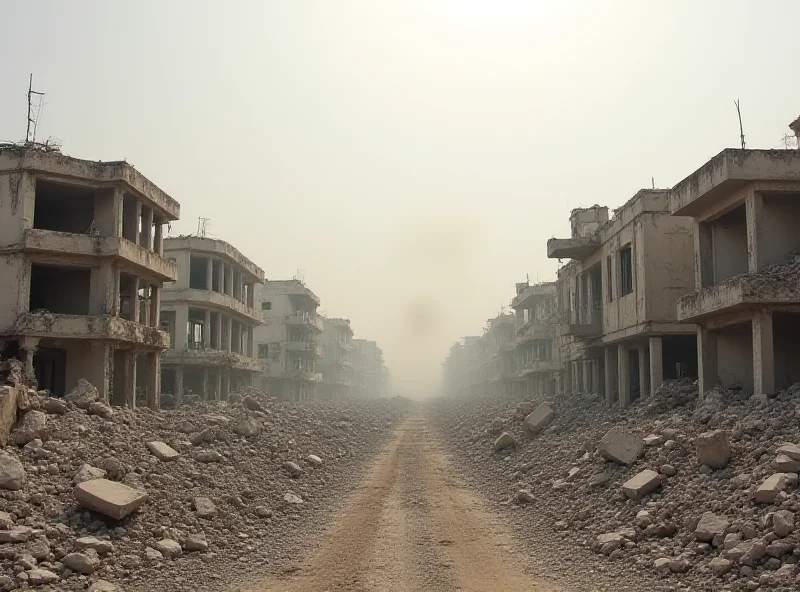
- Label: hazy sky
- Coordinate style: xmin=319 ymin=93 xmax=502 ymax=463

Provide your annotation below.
xmin=2 ymin=1 xmax=799 ymax=397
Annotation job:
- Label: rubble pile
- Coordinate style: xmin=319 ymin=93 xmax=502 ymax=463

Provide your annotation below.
xmin=0 ymin=380 xmax=407 ymax=591
xmin=432 ymin=382 xmax=800 ymax=590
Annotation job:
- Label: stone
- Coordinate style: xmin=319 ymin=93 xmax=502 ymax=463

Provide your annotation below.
xmin=284 ymin=461 xmax=303 ymax=478
xmin=621 ymin=470 xmax=661 ymax=500
xmin=709 ymin=557 xmax=733 ymax=576
xmin=695 ymin=429 xmax=731 ymax=470
xmin=193 ymin=496 xmax=217 ymax=519
xmin=515 ymin=489 xmax=535 ymax=504
xmin=10 ymin=410 xmax=48 ymax=445
xmin=254 ymin=506 xmax=272 ymax=518
xmin=695 ymin=512 xmax=728 ymax=542
xmin=522 ymin=403 xmax=554 ymax=436
xmin=643 ymin=434 xmax=664 ymax=447
xmin=493 ymin=432 xmax=516 ymax=452
xmin=0 ymin=451 xmax=26 ymax=491
xmin=144 ymin=546 xmax=164 ymax=561
xmin=88 ymin=581 xmax=123 ymax=592
xmin=653 ymin=557 xmax=670 ymax=574
xmin=146 ymin=441 xmax=180 ymax=462
xmin=75 ymin=536 xmax=115 ymax=555
xmin=155 ymin=538 xmax=182 ymax=558
xmin=234 ymin=417 xmax=262 ymax=437
xmin=776 ymin=443 xmax=800 ymax=461
xmin=88 ymin=401 xmax=113 ymax=419
xmin=588 ymin=469 xmax=615 ymax=487
xmin=669 ymin=557 xmax=690 ymax=573
xmin=189 ymin=428 xmax=215 ymax=446
xmin=26 ymin=569 xmax=59 ymax=585
xmin=593 ymin=532 xmax=625 ymax=554
xmin=195 ymin=450 xmax=223 ymax=463
xmin=74 ymin=478 xmax=149 ymax=519
xmin=27 ymin=536 xmax=50 ymax=560
xmin=660 ymin=464 xmax=677 ymax=477
xmin=598 ymin=426 xmax=643 ymax=465
xmin=774 ymin=453 xmax=800 ymax=472
xmin=723 ymin=533 xmax=742 ymax=550
xmin=755 ymin=473 xmax=789 ymax=504
xmin=635 ymin=510 xmax=652 ymax=528
xmin=42 ymin=397 xmax=68 ymax=415
xmin=65 ymin=379 xmax=99 ymax=409
xmin=183 ymin=532 xmax=208 ymax=552
xmin=0 ymin=510 xmax=13 ymax=529
xmin=62 ymin=549 xmax=100 ymax=574
xmin=0 ymin=526 xmax=32 ymax=543
xmin=73 ymin=463 xmax=107 ymax=484
xmin=0 ymin=385 xmax=19 ymax=447
xmin=243 ymin=395 xmax=264 ymax=412
xmin=284 ymin=492 xmax=303 ymax=504
xmin=307 ymin=454 xmax=323 ymax=466
xmin=773 ymin=510 xmax=795 ymax=538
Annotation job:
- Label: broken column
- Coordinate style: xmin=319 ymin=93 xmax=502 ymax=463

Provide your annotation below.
xmin=752 ymin=310 xmax=775 ymax=395
xmin=617 ymin=343 xmax=630 ymax=407
xmin=649 ymin=336 xmax=663 ymax=396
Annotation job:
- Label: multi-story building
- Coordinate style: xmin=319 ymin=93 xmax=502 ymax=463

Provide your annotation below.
xmin=254 ymin=279 xmax=322 ymax=401
xmin=484 ymin=313 xmax=516 ymax=397
xmin=669 ymin=148 xmax=800 ymax=397
xmin=351 ymin=338 xmax=388 ymax=398
xmin=547 ymin=190 xmax=697 ymax=406
xmin=319 ymin=317 xmax=354 ymax=399
xmin=0 ymin=147 xmax=179 ymax=408
xmin=510 ymin=281 xmax=560 ymax=397
xmin=159 ymin=236 xmax=264 ymax=404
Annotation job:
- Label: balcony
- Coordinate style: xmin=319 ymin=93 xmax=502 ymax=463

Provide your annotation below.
xmin=291 ymin=370 xmax=322 ymax=382
xmin=20 ymin=229 xmax=177 ymax=281
xmin=567 ymin=304 xmax=603 ymax=338
xmin=162 ymin=348 xmax=262 ymax=372
xmin=286 ymin=341 xmax=322 ymax=357
xmin=286 ymin=314 xmax=324 ymax=332
xmin=516 ymin=319 xmax=556 ymax=342
xmin=162 ymin=288 xmax=261 ymax=323
xmin=547 ymin=235 xmax=600 ymax=259
xmin=519 ymin=359 xmax=561 ymax=377
xmin=511 ymin=283 xmax=557 ymax=310
xmin=8 ymin=313 xmax=169 ymax=348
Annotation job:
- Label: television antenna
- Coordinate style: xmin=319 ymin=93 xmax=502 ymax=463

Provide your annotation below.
xmin=197 ymin=217 xmax=211 ymax=237
xmin=26 ymin=74 xmax=46 ymax=143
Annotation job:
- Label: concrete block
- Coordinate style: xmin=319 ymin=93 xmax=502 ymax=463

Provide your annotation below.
xmin=755 ymin=473 xmax=789 ymax=504
xmin=695 ymin=429 xmax=731 ymax=470
xmin=74 ymin=478 xmax=148 ymax=520
xmin=621 ymin=470 xmax=661 ymax=500
xmin=493 ymin=432 xmax=516 ymax=452
xmin=598 ymin=426 xmax=643 ymax=465
xmin=776 ymin=443 xmax=800 ymax=461
xmin=146 ymin=441 xmax=180 ymax=462
xmin=523 ymin=403 xmax=554 ymax=436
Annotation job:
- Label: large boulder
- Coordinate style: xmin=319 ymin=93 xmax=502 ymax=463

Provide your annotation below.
xmin=10 ymin=410 xmax=48 ymax=445
xmin=493 ymin=432 xmax=516 ymax=452
xmin=74 ymin=478 xmax=149 ymax=519
xmin=522 ymin=403 xmax=554 ymax=436
xmin=695 ymin=512 xmax=728 ymax=542
xmin=65 ymin=379 xmax=99 ymax=409
xmin=598 ymin=426 xmax=643 ymax=465
xmin=0 ymin=451 xmax=26 ymax=491
xmin=695 ymin=429 xmax=731 ymax=470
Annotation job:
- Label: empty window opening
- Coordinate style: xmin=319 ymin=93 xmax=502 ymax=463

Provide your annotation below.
xmin=773 ymin=312 xmax=800 ymax=391
xmin=33 ymin=346 xmax=67 ymax=396
xmin=258 ymin=344 xmax=269 ymax=359
xmin=121 ymin=195 xmax=139 ymax=243
xmin=212 ymin=260 xmax=222 ymax=293
xmin=138 ymin=285 xmax=151 ymax=325
xmin=262 ymin=301 xmax=272 ymax=311
xmin=33 ymin=180 xmax=99 ymax=234
xmin=710 ymin=205 xmax=748 ymax=284
xmin=160 ymin=369 xmax=177 ymax=403
xmin=210 ymin=311 xmax=221 ymax=349
xmin=160 ymin=311 xmax=176 ymax=349
xmin=119 ymin=273 xmax=137 ymax=321
xmin=662 ymin=335 xmax=698 ymax=380
xmin=606 ymin=256 xmax=613 ymax=302
xmin=619 ymin=245 xmax=633 ymax=296
xmin=759 ymin=194 xmax=800 ymax=268
xmin=29 ymin=264 xmax=90 ymax=315
xmin=187 ymin=308 xmax=206 ymax=349
xmin=189 ymin=256 xmax=210 ymax=290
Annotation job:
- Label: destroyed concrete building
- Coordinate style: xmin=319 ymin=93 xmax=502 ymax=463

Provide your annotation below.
xmin=351 ymin=338 xmax=389 ymax=398
xmin=510 ymin=281 xmax=560 ymax=397
xmin=0 ymin=147 xmax=179 ymax=407
xmin=547 ymin=192 xmax=697 ymax=406
xmin=442 ymin=335 xmax=483 ymax=397
xmin=669 ymin=148 xmax=800 ymax=397
xmin=159 ymin=236 xmax=264 ymax=404
xmin=319 ymin=317 xmax=353 ymax=399
xmin=254 ymin=280 xmax=323 ymax=401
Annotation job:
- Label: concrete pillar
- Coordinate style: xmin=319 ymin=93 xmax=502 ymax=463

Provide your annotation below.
xmin=154 ymin=221 xmax=164 ymax=256
xmin=222 ymin=371 xmax=230 ymax=399
xmin=174 ymin=305 xmax=189 ymax=351
xmin=604 ymin=346 xmax=615 ymax=407
xmin=697 ymin=325 xmax=717 ymax=398
xmin=592 ymin=358 xmax=600 ymax=397
xmin=175 ymin=365 xmax=184 ymax=407
xmin=202 ymin=367 xmax=209 ymax=400
xmin=582 ymin=359 xmax=592 ymax=394
xmin=140 ymin=206 xmax=153 ymax=250
xmin=225 ymin=317 xmax=233 ymax=352
xmin=203 ymin=309 xmax=211 ymax=347
xmin=649 ymin=336 xmax=663 ymax=397
xmin=638 ymin=346 xmax=648 ymax=400
xmin=131 ymin=276 xmax=140 ymax=324
xmin=149 ymin=285 xmax=160 ymax=328
xmin=752 ymin=310 xmax=775 ymax=395
xmin=206 ymin=258 xmax=213 ymax=291
xmin=112 ymin=188 xmax=124 ymax=237
xmin=695 ymin=221 xmax=714 ymax=289
xmin=746 ymin=190 xmax=766 ymax=273
xmin=215 ymin=370 xmax=222 ymax=401
xmin=147 ymin=352 xmax=160 ymax=410
xmin=124 ymin=350 xmax=137 ymax=409
xmin=214 ymin=313 xmax=223 ymax=350
xmin=618 ymin=343 xmax=630 ymax=407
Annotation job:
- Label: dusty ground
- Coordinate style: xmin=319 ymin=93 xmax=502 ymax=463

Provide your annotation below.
xmin=243 ymin=411 xmax=558 ymax=592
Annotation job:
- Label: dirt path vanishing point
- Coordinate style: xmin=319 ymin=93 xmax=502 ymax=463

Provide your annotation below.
xmin=243 ymin=411 xmax=561 ymax=592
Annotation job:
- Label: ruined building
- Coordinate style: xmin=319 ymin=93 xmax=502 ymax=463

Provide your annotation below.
xmin=669 ymin=148 xmax=800 ymax=397
xmin=547 ymin=192 xmax=697 ymax=406
xmin=254 ymin=280 xmax=322 ymax=401
xmin=159 ymin=236 xmax=264 ymax=404
xmin=351 ymin=339 xmax=388 ymax=398
xmin=0 ymin=147 xmax=179 ymax=407
xmin=319 ymin=317 xmax=353 ymax=399
xmin=510 ymin=281 xmax=560 ymax=397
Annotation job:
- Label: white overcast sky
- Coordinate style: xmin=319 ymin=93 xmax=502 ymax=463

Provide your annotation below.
xmin=2 ymin=1 xmax=799 ymax=397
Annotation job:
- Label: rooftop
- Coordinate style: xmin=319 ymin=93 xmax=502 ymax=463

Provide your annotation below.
xmin=511 ymin=282 xmax=556 ymax=310
xmin=164 ymin=236 xmax=264 ymax=282
xmin=263 ymin=279 xmax=321 ymax=306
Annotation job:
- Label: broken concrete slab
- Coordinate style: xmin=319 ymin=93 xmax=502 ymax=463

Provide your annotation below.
xmin=523 ymin=403 xmax=554 ymax=436
xmin=0 ymin=385 xmax=19 ymax=447
xmin=493 ymin=432 xmax=516 ymax=452
xmin=146 ymin=441 xmax=180 ymax=462
xmin=0 ymin=526 xmax=32 ymax=543
xmin=774 ymin=453 xmax=800 ymax=473
xmin=0 ymin=451 xmax=26 ymax=491
xmin=776 ymin=443 xmax=800 ymax=461
xmin=695 ymin=512 xmax=728 ymax=542
xmin=621 ymin=470 xmax=661 ymax=500
xmin=755 ymin=473 xmax=789 ymax=504
xmin=192 ymin=496 xmax=218 ymax=519
xmin=598 ymin=426 xmax=643 ymax=465
xmin=74 ymin=478 xmax=149 ymax=520
xmin=695 ymin=429 xmax=731 ymax=470
xmin=10 ymin=409 xmax=48 ymax=446
xmin=73 ymin=464 xmax=107 ymax=484
xmin=65 ymin=379 xmax=99 ymax=409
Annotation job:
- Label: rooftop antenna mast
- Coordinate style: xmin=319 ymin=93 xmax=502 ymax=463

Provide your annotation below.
xmin=734 ymin=99 xmax=746 ymax=150
xmin=197 ymin=217 xmax=211 ymax=237
xmin=26 ymin=74 xmax=45 ymax=143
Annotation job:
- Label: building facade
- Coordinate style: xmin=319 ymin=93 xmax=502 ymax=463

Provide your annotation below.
xmin=159 ymin=236 xmax=264 ymax=404
xmin=319 ymin=317 xmax=354 ymax=399
xmin=547 ymin=191 xmax=697 ymax=406
xmin=0 ymin=147 xmax=179 ymax=408
xmin=351 ymin=338 xmax=388 ymax=398
xmin=254 ymin=280 xmax=322 ymax=401
xmin=510 ymin=281 xmax=559 ymax=398
xmin=670 ymin=148 xmax=800 ymax=397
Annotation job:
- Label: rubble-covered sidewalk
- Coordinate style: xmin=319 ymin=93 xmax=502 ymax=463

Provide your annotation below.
xmin=0 ymin=364 xmax=408 ymax=592
xmin=431 ymin=382 xmax=800 ymax=591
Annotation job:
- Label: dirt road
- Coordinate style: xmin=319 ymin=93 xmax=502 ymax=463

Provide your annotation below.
xmin=244 ymin=412 xmax=558 ymax=592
